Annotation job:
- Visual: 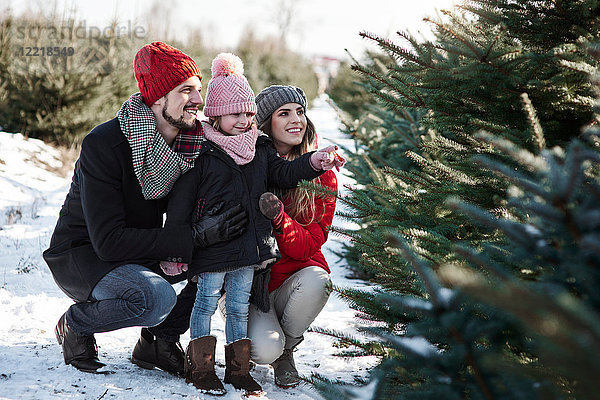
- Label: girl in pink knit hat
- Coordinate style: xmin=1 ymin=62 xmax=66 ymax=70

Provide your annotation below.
xmin=160 ymin=52 xmax=344 ymax=396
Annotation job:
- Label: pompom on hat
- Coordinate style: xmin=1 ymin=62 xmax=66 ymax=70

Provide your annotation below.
xmin=203 ymin=53 xmax=257 ymax=117
xmin=255 ymin=85 xmax=307 ymax=126
xmin=134 ymin=41 xmax=202 ymax=106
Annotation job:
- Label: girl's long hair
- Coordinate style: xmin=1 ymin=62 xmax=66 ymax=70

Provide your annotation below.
xmin=259 ymin=115 xmax=326 ymax=226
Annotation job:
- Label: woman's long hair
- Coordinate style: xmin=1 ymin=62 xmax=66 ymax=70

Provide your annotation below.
xmin=259 ymin=115 xmax=326 ymax=226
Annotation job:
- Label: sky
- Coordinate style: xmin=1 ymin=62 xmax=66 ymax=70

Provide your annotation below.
xmin=4 ymin=0 xmax=458 ymax=59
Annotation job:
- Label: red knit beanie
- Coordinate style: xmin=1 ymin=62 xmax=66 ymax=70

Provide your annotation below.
xmin=134 ymin=41 xmax=202 ymax=106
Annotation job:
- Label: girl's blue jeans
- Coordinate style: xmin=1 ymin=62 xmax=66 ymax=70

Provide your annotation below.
xmin=190 ymin=266 xmax=254 ymax=343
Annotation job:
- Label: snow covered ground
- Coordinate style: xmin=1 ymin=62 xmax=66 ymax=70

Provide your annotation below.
xmin=0 ymin=97 xmax=377 ymax=400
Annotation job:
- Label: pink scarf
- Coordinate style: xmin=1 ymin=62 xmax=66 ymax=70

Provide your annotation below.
xmin=201 ymin=121 xmax=258 ymax=165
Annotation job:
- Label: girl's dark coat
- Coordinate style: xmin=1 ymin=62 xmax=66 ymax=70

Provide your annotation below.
xmin=165 ymin=135 xmax=321 ymax=277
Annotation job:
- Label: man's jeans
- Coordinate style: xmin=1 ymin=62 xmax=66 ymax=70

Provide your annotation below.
xmin=66 ymin=264 xmax=177 ymax=336
xmin=148 ymin=279 xmax=197 ymax=342
xmin=190 ymin=266 xmax=254 ymax=343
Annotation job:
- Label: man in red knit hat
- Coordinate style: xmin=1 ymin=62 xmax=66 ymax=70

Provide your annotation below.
xmin=43 ymin=42 xmax=248 ymax=374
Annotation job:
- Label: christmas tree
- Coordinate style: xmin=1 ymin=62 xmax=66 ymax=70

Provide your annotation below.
xmin=315 ymin=81 xmax=600 ymax=399
xmin=326 ymin=0 xmax=599 ymax=293
xmin=314 ymin=0 xmax=600 ymax=398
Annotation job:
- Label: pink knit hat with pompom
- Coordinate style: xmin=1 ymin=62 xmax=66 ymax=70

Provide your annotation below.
xmin=203 ymin=53 xmax=257 ymax=117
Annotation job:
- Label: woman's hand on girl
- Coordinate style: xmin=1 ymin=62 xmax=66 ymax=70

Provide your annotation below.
xmin=259 ymin=192 xmax=285 ymax=230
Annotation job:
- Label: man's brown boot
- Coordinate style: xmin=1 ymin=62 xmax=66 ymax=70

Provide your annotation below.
xmin=224 ymin=339 xmax=264 ymax=397
xmin=184 ymin=336 xmax=226 ymax=396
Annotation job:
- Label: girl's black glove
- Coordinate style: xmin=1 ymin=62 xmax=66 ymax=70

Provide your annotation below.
xmin=192 ymin=202 xmax=248 ymax=248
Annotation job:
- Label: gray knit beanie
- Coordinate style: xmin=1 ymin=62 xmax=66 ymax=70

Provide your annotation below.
xmin=255 ymin=85 xmax=307 ymax=126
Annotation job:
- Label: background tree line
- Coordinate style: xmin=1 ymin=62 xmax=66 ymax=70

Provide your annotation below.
xmin=0 ymin=7 xmax=318 ymax=145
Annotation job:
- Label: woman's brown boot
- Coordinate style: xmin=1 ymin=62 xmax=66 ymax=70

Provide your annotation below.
xmin=184 ymin=336 xmax=226 ymax=396
xmin=224 ymin=339 xmax=264 ymax=396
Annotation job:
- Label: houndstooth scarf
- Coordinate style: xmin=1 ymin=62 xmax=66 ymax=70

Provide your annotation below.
xmin=201 ymin=121 xmax=258 ymax=165
xmin=117 ymin=93 xmax=204 ymax=199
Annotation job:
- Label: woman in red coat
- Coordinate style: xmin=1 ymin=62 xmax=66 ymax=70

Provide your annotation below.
xmin=249 ymin=85 xmax=339 ymax=388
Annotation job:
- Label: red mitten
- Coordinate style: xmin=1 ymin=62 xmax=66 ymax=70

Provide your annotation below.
xmin=259 ymin=192 xmax=284 ymax=229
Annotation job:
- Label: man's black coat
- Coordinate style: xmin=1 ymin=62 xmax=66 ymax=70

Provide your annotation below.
xmin=43 ymin=118 xmax=192 ymax=302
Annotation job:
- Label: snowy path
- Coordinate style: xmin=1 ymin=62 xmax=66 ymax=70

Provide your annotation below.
xmin=0 ymin=97 xmax=377 ymax=400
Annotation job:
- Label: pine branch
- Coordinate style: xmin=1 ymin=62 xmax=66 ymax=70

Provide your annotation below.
xmin=385 ymin=233 xmax=445 ymax=309
xmin=308 ymin=326 xmax=387 ymax=356
xmin=448 ymin=325 xmax=496 ymax=400
xmin=423 ymin=17 xmax=483 ymax=60
xmin=473 ymin=155 xmax=547 ymax=197
xmin=447 ymin=197 xmax=543 ymax=249
xmin=358 ymin=30 xmax=418 ymax=66
xmin=483 ymin=25 xmax=507 ymax=62
xmin=474 ymin=132 xmax=548 ymax=172
xmin=407 ymin=151 xmax=481 ymax=185
xmin=520 ymin=93 xmax=546 ymax=153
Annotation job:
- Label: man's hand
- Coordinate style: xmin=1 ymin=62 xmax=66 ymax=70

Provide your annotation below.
xmin=160 ymin=261 xmax=188 ymax=276
xmin=192 ymin=203 xmax=248 ymax=248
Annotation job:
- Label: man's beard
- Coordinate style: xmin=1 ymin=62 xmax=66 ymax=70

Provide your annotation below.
xmin=162 ymin=99 xmax=196 ymax=131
